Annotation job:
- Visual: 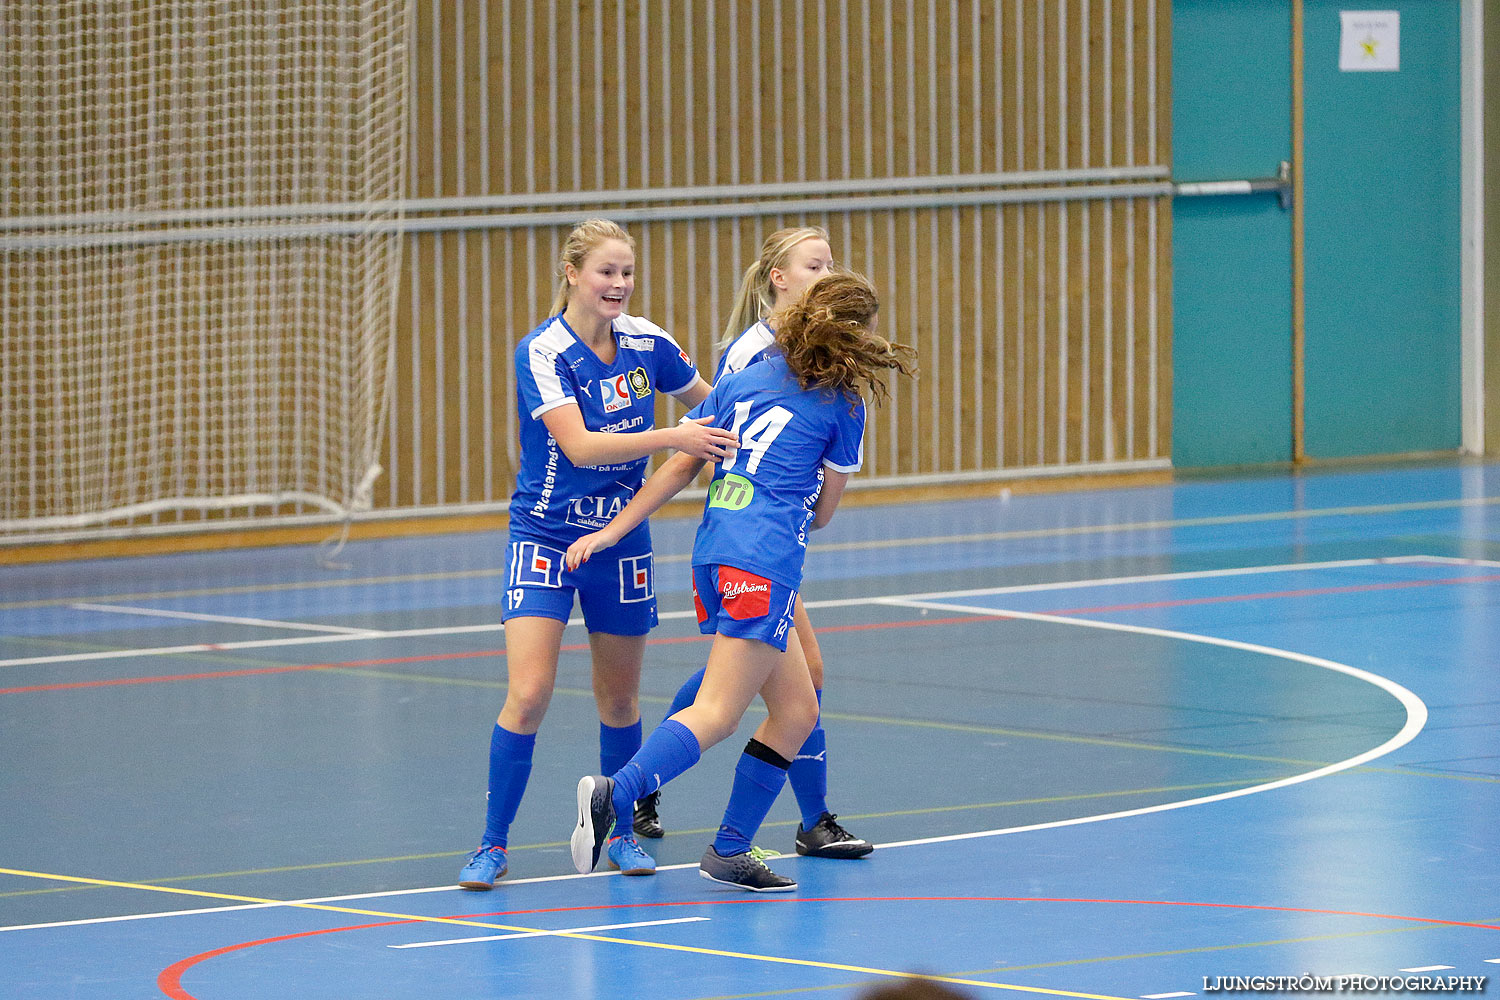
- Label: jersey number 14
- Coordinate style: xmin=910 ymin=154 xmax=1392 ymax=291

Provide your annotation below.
xmin=722 ymin=402 xmax=793 ymax=474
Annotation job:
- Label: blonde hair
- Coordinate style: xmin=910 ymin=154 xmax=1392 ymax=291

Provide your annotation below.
xmin=548 ymin=219 xmax=636 ymax=316
xmin=720 ymin=226 xmax=832 ymax=346
xmin=776 ymin=271 xmax=916 ymax=407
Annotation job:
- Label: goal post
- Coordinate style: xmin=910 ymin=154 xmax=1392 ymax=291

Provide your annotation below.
xmin=0 ymin=1 xmax=412 ymax=538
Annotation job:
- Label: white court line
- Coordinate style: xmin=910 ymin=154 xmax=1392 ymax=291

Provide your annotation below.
xmin=388 ymin=916 xmax=709 ymax=949
xmin=0 ymin=572 xmax=1432 ymax=933
xmin=1392 ymin=554 xmax=1500 ymax=569
xmin=70 ymin=603 xmax=378 ymax=635
xmin=863 ymin=596 xmax=1428 ymax=851
xmin=0 ymin=556 xmax=1468 ymax=670
xmin=1401 ymin=966 xmax=1456 ymax=972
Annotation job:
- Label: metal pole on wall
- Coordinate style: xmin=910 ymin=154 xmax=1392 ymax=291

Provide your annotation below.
xmin=1291 ymin=0 xmax=1307 ymax=465
xmin=1460 ymin=0 xmax=1485 ymax=455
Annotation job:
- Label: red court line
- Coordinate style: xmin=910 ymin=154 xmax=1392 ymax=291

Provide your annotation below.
xmin=0 ymin=618 xmax=980 ymax=695
xmin=156 ymin=895 xmax=1500 ymax=1000
xmin=14 ymin=570 xmax=1500 ymax=697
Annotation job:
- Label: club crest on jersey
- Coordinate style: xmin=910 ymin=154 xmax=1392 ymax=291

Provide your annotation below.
xmin=600 ymin=374 xmax=634 ymax=412
xmin=628 ymin=366 xmax=651 ymax=398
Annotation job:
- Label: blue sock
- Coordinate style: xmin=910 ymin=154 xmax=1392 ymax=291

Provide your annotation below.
xmin=599 ymin=720 xmax=642 ymax=836
xmin=787 ymin=690 xmax=828 ymax=830
xmin=482 ymin=725 xmax=536 ymax=849
xmin=664 ymin=666 xmax=705 ymax=720
xmin=713 ymin=741 xmax=791 ymax=857
xmin=611 ymin=719 xmax=701 ymax=823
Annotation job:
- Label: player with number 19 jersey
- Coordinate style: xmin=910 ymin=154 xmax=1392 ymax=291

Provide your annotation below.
xmin=511 ymin=313 xmax=699 ymax=548
xmin=685 ymin=354 xmax=865 ymax=592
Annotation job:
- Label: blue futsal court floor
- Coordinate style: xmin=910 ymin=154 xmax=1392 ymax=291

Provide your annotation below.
xmin=2 ymin=460 xmax=1499 ymax=998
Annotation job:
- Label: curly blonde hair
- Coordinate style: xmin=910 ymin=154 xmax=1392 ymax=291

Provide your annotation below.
xmin=775 ymin=271 xmax=916 ymax=406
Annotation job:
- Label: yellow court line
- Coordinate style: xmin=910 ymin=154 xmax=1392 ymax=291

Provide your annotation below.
xmin=0 ymin=866 xmax=1134 ymax=1000
xmin=692 ymin=924 xmax=1425 ymax=1000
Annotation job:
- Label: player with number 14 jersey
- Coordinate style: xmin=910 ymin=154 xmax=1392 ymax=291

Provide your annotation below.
xmin=687 ymin=354 xmax=864 ymax=594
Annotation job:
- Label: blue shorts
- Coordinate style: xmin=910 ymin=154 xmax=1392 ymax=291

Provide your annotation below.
xmin=692 ymin=564 xmax=799 ymax=652
xmin=502 ymin=537 xmax=658 ymax=636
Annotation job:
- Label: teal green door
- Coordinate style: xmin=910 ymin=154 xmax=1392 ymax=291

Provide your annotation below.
xmin=1302 ymin=1 xmax=1461 ymax=458
xmin=1172 ymin=2 xmax=1461 ymax=467
xmin=1172 ymin=1 xmax=1294 ymax=467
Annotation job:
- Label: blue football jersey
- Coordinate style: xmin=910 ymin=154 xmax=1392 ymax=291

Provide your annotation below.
xmin=510 ymin=313 xmax=699 ymax=546
xmin=686 ymin=355 xmax=865 ymax=590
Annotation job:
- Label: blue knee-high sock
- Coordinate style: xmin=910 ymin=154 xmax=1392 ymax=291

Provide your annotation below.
xmin=712 ymin=741 xmax=792 ymax=857
xmin=600 ymin=720 xmax=643 ymax=836
xmin=482 ymin=725 xmax=536 ymax=849
xmin=786 ymin=689 xmax=828 ymax=829
xmin=664 ymin=666 xmax=706 ymax=720
xmin=610 ymin=719 xmax=701 ymax=824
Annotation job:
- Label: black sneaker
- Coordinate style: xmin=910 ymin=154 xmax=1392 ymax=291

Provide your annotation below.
xmin=698 ymin=845 xmax=797 ymax=893
xmin=633 ymin=791 xmax=664 ymax=839
xmin=794 ymin=812 xmax=874 ymax=859
xmin=570 ymin=774 xmax=616 ymax=874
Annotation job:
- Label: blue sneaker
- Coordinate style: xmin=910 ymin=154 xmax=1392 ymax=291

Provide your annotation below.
xmin=457 ymin=845 xmax=507 ymax=890
xmin=606 ymin=835 xmax=657 ymax=876
xmin=570 ymin=774 xmax=616 ymax=874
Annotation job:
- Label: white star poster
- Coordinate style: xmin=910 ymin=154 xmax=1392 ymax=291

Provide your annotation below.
xmin=1339 ymin=11 xmax=1400 ymax=72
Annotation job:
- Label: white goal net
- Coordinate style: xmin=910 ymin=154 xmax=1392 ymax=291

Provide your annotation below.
xmin=0 ymin=1 xmax=411 ymax=539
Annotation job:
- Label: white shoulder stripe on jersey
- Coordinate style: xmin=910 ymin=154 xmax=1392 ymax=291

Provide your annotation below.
xmin=721 ymin=321 xmax=775 ymax=377
xmin=527 ymin=321 xmax=575 ymax=416
xmin=613 ymin=313 xmax=678 ymax=350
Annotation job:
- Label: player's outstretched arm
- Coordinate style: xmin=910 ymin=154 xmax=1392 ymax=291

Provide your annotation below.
xmin=542 ymin=404 xmax=736 ymax=467
xmin=565 ymin=451 xmax=708 ymax=569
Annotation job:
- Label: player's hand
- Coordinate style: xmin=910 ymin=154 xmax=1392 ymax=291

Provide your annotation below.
xmin=566 ymin=529 xmax=617 ymax=570
xmin=673 ymin=416 xmax=738 ymax=460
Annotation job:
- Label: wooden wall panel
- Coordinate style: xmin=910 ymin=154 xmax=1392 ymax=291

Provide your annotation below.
xmin=385 ymin=0 xmax=1171 ymax=517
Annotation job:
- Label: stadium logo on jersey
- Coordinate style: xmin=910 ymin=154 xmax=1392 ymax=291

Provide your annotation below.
xmin=619 ymin=554 xmax=654 ymax=603
xmin=600 ymin=374 xmax=634 ymax=412
xmin=566 ymin=495 xmax=625 ymax=531
xmin=719 ymin=567 xmax=771 ymax=620
xmin=707 ymin=473 xmax=755 ymax=511
xmin=628 ymin=366 xmax=651 ymax=398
